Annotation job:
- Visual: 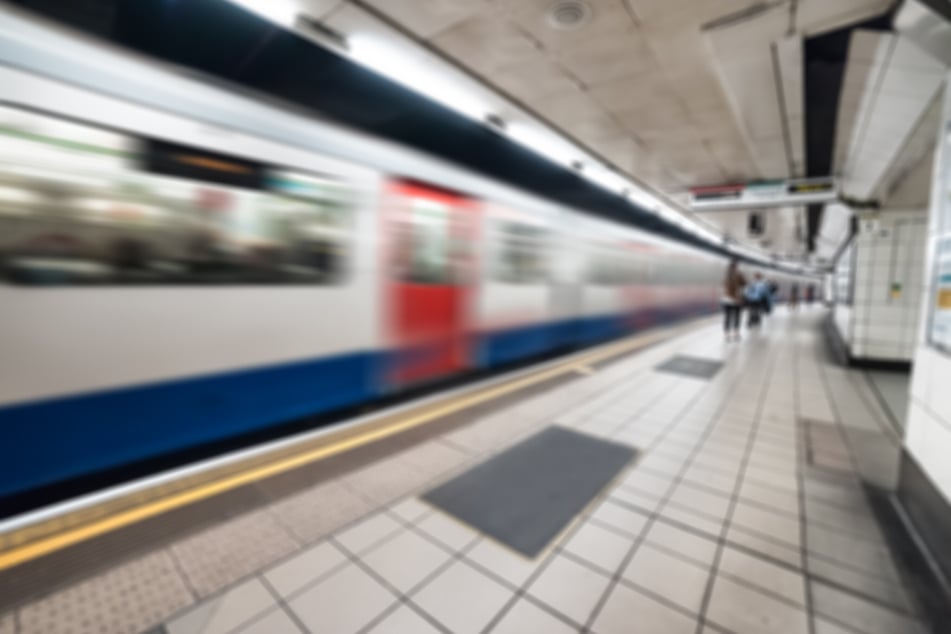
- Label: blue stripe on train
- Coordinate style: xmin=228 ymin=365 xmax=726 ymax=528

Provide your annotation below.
xmin=0 ymin=301 xmax=717 ymax=500
xmin=479 ymin=301 xmax=717 ymax=366
xmin=0 ymin=351 xmax=380 ymax=498
xmin=477 ymin=320 xmax=574 ymax=367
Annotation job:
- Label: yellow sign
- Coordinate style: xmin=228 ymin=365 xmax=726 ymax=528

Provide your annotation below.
xmin=938 ymin=289 xmax=951 ymax=309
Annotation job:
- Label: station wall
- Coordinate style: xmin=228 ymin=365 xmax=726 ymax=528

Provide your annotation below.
xmin=831 ymin=209 xmax=928 ymax=364
xmin=901 ymin=72 xmax=951 ymax=581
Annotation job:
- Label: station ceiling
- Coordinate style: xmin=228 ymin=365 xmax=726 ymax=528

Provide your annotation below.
xmin=7 ymin=0 xmax=951 ymax=268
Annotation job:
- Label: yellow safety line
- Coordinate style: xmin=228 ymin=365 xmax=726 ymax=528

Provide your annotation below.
xmin=0 ymin=325 xmax=677 ymax=571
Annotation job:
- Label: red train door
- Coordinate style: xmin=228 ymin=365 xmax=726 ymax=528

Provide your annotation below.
xmin=384 ymin=181 xmax=478 ymax=387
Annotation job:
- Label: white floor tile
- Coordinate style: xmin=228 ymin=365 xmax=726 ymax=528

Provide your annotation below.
xmin=719 ymin=546 xmax=806 ymax=606
xmin=591 ymin=583 xmax=696 ymax=634
xmin=415 ymin=511 xmax=480 ymax=552
xmin=389 ymin=497 xmax=433 ymax=523
xmin=334 ymin=512 xmax=404 ymax=555
xmin=588 ymin=500 xmax=649 ymax=538
xmin=364 ymin=605 xmax=441 ymax=633
xmin=465 ymin=538 xmax=545 ymax=588
xmin=287 ymin=564 xmax=397 ymax=634
xmin=166 ymin=578 xmax=275 ymax=634
xmin=361 ymin=527 xmax=453 ymax=593
xmin=706 ymin=575 xmax=809 ymax=634
xmin=643 ymin=520 xmax=719 ymax=568
xmin=411 ymin=560 xmax=514 ymax=634
xmin=233 ymin=609 xmax=303 ymax=634
xmin=263 ymin=541 xmax=347 ymax=598
xmin=622 ymin=544 xmax=710 ymax=614
xmin=527 ymin=555 xmax=611 ymax=626
xmin=488 ymin=599 xmax=578 ymax=634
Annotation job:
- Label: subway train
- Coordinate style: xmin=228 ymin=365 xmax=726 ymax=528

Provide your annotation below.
xmin=0 ymin=11 xmax=807 ymax=505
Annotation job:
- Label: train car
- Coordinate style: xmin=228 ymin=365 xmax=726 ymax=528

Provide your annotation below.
xmin=0 ymin=10 xmax=753 ymax=504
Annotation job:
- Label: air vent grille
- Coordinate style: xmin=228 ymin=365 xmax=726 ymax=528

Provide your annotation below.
xmin=547 ymin=1 xmax=593 ymax=31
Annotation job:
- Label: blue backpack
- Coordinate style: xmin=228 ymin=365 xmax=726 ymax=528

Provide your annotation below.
xmin=745 ymin=282 xmax=765 ymax=302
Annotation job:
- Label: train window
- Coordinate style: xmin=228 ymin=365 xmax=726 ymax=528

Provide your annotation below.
xmin=0 ymin=104 xmax=353 ymax=285
xmin=493 ymin=221 xmax=547 ymax=284
xmin=589 ymin=244 xmax=645 ymax=286
xmin=394 ymin=198 xmax=459 ymax=285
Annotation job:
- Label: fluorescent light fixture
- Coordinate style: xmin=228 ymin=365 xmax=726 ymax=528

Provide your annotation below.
xmin=225 ymin=0 xmax=298 ymax=27
xmin=349 ymin=34 xmax=490 ymax=121
xmin=656 ymin=206 xmax=683 ymax=224
xmin=692 ymin=225 xmax=722 ymax=244
xmin=582 ymin=165 xmax=627 ymax=193
xmin=627 ymin=189 xmax=658 ymax=210
xmin=506 ymin=122 xmax=577 ymax=168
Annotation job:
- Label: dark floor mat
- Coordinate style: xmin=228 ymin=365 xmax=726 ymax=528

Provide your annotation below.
xmin=422 ymin=427 xmax=636 ymax=558
xmin=655 ymin=355 xmax=723 ymax=379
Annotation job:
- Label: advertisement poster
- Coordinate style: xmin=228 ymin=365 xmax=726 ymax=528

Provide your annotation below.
xmin=929 ymin=127 xmax=951 ymax=353
xmin=931 ymin=235 xmax=951 ymax=351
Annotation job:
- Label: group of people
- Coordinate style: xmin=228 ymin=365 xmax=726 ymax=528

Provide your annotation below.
xmin=721 ymin=259 xmax=778 ymax=341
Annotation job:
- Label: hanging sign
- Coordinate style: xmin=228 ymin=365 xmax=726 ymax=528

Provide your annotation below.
xmin=689 ymin=178 xmax=837 ymax=210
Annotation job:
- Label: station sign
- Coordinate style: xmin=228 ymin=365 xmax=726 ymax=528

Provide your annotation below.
xmin=689 ymin=178 xmax=837 ymax=210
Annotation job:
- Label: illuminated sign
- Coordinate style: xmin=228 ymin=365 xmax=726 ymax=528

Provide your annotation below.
xmin=142 ymin=139 xmax=265 ymax=189
xmin=689 ymin=178 xmax=837 ymax=210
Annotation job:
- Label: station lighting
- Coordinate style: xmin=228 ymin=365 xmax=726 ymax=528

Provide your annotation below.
xmin=505 ymin=122 xmax=578 ymax=169
xmin=348 ymin=35 xmax=491 ymax=122
xmin=581 ymin=164 xmax=628 ymax=194
xmin=226 ymin=0 xmax=298 ymax=27
xmin=626 ymin=189 xmax=659 ymax=211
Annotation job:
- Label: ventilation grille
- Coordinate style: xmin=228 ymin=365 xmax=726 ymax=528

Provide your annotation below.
xmin=547 ymin=1 xmax=593 ymax=31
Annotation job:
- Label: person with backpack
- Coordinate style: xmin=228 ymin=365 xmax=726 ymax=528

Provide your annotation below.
xmin=722 ymin=259 xmax=746 ymax=341
xmin=745 ymin=273 xmax=769 ymax=329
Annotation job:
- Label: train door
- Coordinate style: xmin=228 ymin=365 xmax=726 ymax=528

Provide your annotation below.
xmin=385 ymin=181 xmax=479 ymax=387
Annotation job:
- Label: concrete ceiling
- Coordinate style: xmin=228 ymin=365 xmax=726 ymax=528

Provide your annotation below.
xmin=289 ymin=0 xmax=905 ymax=263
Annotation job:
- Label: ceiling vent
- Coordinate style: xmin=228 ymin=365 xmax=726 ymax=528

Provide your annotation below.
xmin=547 ymin=1 xmax=593 ymax=31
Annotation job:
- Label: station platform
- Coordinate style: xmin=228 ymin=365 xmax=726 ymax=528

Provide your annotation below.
xmin=0 ymin=308 xmax=932 ymax=634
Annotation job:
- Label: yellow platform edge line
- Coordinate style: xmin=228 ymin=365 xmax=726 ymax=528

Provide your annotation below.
xmin=0 ymin=327 xmax=672 ymax=571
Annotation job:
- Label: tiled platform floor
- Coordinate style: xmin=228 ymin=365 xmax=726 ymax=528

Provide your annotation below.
xmin=1 ymin=308 xmax=931 ymax=634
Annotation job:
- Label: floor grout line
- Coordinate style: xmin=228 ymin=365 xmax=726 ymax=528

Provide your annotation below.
xmin=693 ymin=332 xmax=782 ymax=634
xmin=577 ymin=354 xmax=755 ymax=632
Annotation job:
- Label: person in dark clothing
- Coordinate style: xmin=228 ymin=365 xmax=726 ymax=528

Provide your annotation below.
xmin=745 ymin=273 xmax=768 ymax=328
xmin=722 ymin=259 xmax=746 ymax=341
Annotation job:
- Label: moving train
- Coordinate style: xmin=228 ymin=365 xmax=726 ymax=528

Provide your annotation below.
xmin=0 ymin=10 xmax=806 ymax=505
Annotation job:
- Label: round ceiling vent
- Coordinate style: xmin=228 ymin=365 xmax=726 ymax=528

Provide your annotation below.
xmin=547 ymin=0 xmax=593 ymax=31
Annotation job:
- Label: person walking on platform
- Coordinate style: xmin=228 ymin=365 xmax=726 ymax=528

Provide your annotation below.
xmin=722 ymin=259 xmax=745 ymax=341
xmin=764 ymin=279 xmax=778 ymax=315
xmin=745 ymin=273 xmax=769 ymax=329
xmin=789 ymin=282 xmax=800 ymax=309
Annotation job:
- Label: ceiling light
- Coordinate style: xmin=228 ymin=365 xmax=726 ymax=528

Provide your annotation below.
xmin=626 ymin=189 xmax=658 ymax=210
xmin=506 ymin=122 xmax=577 ymax=168
xmin=225 ymin=0 xmax=298 ymax=27
xmin=583 ymin=164 xmax=627 ymax=193
xmin=349 ymin=34 xmax=490 ymax=121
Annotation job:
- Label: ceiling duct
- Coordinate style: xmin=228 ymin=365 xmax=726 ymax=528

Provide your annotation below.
xmin=895 ymin=0 xmax=951 ymax=65
xmin=546 ymin=1 xmax=593 ymax=31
